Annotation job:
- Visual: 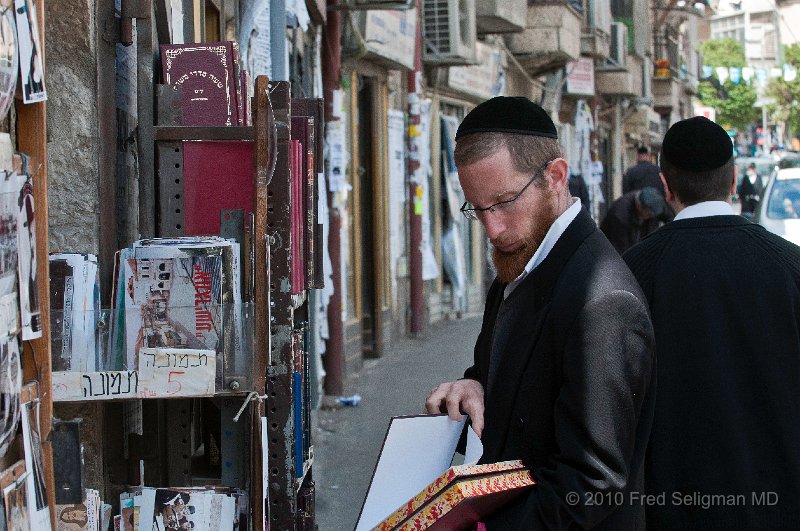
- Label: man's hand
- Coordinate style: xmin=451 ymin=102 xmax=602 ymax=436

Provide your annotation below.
xmin=425 ymin=379 xmax=485 ymax=437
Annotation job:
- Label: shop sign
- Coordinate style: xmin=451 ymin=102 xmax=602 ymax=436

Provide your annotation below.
xmin=565 ymin=57 xmax=595 ymax=96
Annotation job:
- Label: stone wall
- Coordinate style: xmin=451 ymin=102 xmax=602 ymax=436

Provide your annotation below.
xmin=44 ymin=0 xmax=100 ymax=255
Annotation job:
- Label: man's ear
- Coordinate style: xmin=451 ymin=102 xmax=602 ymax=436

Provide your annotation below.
xmin=548 ymin=158 xmax=569 ymax=192
xmin=660 ymin=173 xmax=676 ymax=203
xmin=730 ymin=167 xmax=737 ymax=196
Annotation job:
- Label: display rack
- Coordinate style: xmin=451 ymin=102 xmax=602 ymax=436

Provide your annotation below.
xmin=51 ymin=74 xmax=316 ymax=529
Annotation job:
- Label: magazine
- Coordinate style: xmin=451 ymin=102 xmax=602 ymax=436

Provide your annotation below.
xmin=118 ymin=238 xmax=241 ymax=387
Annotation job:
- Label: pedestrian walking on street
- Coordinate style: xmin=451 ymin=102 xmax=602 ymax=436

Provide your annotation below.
xmin=600 ymin=186 xmax=666 ymax=254
xmin=623 ymin=145 xmax=674 ymax=231
xmin=624 ymin=116 xmax=800 ymax=529
xmin=737 ymin=162 xmax=763 ymax=218
xmin=623 ymin=146 xmax=663 ymax=195
xmin=424 ymin=96 xmax=656 ymax=530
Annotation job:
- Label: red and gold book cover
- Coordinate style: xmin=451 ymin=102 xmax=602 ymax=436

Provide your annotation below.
xmin=376 ymin=461 xmax=535 ymax=531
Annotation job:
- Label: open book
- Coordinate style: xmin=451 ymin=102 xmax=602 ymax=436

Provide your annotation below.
xmin=355 ymin=415 xmax=536 ymax=531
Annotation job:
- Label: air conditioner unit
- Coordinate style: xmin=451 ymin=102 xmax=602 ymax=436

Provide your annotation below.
xmin=609 ymin=21 xmax=627 ymax=67
xmin=422 ymin=0 xmax=477 ymax=65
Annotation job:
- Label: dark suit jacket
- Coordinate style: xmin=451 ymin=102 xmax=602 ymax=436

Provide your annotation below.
xmin=466 ymin=209 xmax=656 ymax=530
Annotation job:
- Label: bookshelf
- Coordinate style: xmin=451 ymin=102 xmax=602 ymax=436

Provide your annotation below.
xmin=149 ymin=76 xmax=318 ymax=530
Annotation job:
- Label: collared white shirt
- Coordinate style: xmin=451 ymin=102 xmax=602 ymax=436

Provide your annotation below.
xmin=504 ymin=198 xmax=582 ymax=299
xmin=673 ymin=201 xmax=735 ymax=221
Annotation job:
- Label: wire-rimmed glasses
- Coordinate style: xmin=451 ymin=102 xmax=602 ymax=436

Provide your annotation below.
xmin=460 ymin=160 xmax=555 ymax=220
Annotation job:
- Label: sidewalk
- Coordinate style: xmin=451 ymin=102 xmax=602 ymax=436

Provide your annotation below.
xmin=313 ymin=315 xmax=482 ymax=531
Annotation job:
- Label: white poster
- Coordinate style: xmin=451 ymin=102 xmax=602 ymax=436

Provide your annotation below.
xmin=416 ymin=99 xmax=438 ymax=281
xmin=14 ymin=0 xmax=45 ymax=104
xmin=387 ymin=110 xmax=406 ymax=293
xmin=169 ymin=0 xmax=184 ymax=44
xmin=326 ymin=120 xmax=348 ymax=195
xmin=0 ymin=7 xmax=17 ymax=121
xmin=21 ymin=399 xmax=50 ymax=531
xmin=247 ymin=1 xmax=271 ymax=80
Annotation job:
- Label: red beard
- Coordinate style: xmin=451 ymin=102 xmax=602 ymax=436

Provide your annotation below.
xmin=491 ymin=194 xmax=559 ymax=283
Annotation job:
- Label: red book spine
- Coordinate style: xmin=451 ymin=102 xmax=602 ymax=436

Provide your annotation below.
xmin=290 ymin=140 xmax=305 ymax=295
xmin=305 ymin=117 xmax=315 ymax=289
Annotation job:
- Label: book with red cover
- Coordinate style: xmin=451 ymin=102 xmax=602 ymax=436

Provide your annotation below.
xmin=160 ymin=42 xmax=238 ymax=126
xmin=376 ymin=461 xmax=535 ymax=531
xmin=290 ymin=139 xmax=305 ymax=294
xmin=293 ymin=98 xmax=325 ymax=289
xmin=291 ymin=115 xmax=316 ymax=289
xmin=181 ymin=141 xmax=255 ymax=237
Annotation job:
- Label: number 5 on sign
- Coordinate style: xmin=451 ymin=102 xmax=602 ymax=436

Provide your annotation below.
xmin=139 ymin=348 xmax=216 ymax=397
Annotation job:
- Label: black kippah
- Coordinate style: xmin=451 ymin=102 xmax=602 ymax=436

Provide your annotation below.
xmin=456 ymin=96 xmax=558 ymax=140
xmin=661 ymin=116 xmax=733 ymax=171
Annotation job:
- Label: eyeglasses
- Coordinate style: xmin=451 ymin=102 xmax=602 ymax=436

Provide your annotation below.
xmin=460 ymin=160 xmax=555 ymax=220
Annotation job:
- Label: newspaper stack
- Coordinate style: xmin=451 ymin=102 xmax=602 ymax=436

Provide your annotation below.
xmin=118 ymin=487 xmax=248 ymax=531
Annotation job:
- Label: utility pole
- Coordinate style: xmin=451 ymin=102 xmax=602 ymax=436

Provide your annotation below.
xmin=322 ymin=0 xmax=344 ymax=396
xmin=407 ymin=0 xmax=425 ymax=336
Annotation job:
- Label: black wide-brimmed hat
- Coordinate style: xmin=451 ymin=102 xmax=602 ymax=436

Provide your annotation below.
xmin=456 ymin=96 xmax=558 ymax=140
xmin=661 ymin=116 xmax=733 ymax=171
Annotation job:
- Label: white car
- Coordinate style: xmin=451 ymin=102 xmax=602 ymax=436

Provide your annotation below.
xmin=757 ymin=168 xmax=800 ymax=246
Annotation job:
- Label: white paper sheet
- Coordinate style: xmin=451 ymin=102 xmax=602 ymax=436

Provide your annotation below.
xmin=355 ymin=414 xmax=483 ymax=531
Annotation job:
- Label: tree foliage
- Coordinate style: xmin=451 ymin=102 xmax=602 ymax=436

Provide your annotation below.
xmin=698 ymin=38 xmax=747 ymax=68
xmin=696 ymin=38 xmax=759 ymax=130
xmin=765 ymin=43 xmax=800 ymax=138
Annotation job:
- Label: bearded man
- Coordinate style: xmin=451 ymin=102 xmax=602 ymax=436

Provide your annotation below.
xmin=425 ymin=97 xmax=656 ymax=529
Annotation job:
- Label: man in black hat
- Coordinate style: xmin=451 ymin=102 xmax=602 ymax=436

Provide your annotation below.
xmin=624 ymin=116 xmax=800 ymax=529
xmin=424 ymin=96 xmax=656 ymax=529
xmin=600 ymin=186 xmax=666 ymax=254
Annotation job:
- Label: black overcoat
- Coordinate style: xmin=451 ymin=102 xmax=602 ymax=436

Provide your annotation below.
xmin=624 ymin=215 xmax=800 ymax=529
xmin=467 ymin=209 xmax=657 ymax=529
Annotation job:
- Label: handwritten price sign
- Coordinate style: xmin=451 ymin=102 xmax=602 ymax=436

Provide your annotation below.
xmin=138 ymin=348 xmax=215 ymax=397
xmin=52 ymin=348 xmax=216 ymax=401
